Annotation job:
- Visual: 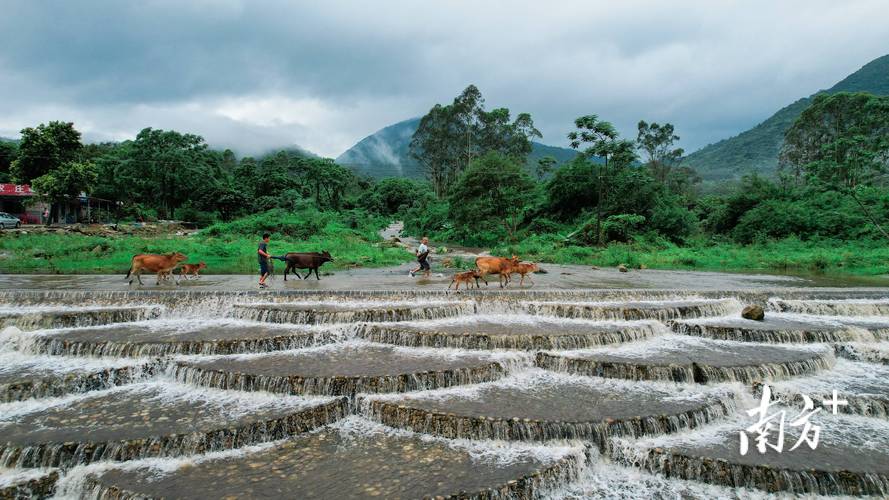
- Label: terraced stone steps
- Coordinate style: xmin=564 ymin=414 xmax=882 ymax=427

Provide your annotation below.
xmin=525 ymin=298 xmax=739 ymax=321
xmin=30 ymin=319 xmax=336 ymax=357
xmin=670 ymin=315 xmax=869 ymax=343
xmin=0 ymin=354 xmax=158 ymax=403
xmin=174 ymin=343 xmax=510 ymax=396
xmin=355 ymin=316 xmax=661 ymax=350
xmin=769 ymin=298 xmax=889 ymax=316
xmin=610 ymin=415 xmax=889 ymax=496
xmin=84 ymin=420 xmax=580 ymax=500
xmin=535 ymin=336 xmax=835 ymax=384
xmin=363 ymin=372 xmax=733 ymax=448
xmin=768 ymin=359 xmax=889 ymax=419
xmin=0 ymin=306 xmax=162 ymax=331
xmin=0 ymin=382 xmax=345 ymax=469
xmin=230 ymin=302 xmax=471 ymax=324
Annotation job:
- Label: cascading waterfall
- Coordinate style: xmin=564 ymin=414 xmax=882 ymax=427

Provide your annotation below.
xmin=229 ymin=302 xmax=472 ymax=324
xmin=0 ymin=306 xmax=162 ymax=331
xmin=353 ymin=321 xmax=661 ymax=350
xmin=535 ymin=350 xmax=836 ymax=384
xmin=172 ymin=361 xmax=506 ymax=396
xmin=1 ymin=286 xmax=888 ymax=498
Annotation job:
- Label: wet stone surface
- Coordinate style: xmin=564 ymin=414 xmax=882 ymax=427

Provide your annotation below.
xmin=357 ymin=316 xmax=660 ymax=350
xmin=0 ymin=354 xmax=154 ymax=402
xmin=537 ymin=336 xmax=835 ymax=383
xmin=366 ymin=373 xmax=732 ymax=444
xmin=174 ymin=343 xmax=505 ymax=395
xmin=230 ymin=302 xmax=468 ymax=324
xmin=623 ymin=420 xmax=889 ymax=496
xmin=525 ymin=299 xmax=738 ymax=321
xmin=769 ymin=359 xmax=889 ymax=419
xmin=87 ymin=425 xmax=575 ymax=500
xmin=33 ymin=319 xmax=334 ymax=356
xmin=0 ymin=306 xmax=161 ymax=331
xmin=671 ymin=314 xmax=858 ymax=343
xmin=0 ymin=382 xmax=344 ymax=468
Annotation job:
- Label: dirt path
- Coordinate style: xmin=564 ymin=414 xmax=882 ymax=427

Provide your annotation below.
xmin=379 ymin=221 xmax=488 ymax=261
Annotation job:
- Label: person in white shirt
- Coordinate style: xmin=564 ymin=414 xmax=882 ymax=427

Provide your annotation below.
xmin=409 ymin=237 xmax=431 ymax=278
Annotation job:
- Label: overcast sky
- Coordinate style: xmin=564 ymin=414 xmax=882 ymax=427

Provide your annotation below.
xmin=1 ymin=1 xmax=887 ymax=158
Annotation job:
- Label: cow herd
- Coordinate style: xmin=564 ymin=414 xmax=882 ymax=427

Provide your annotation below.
xmin=449 ymin=255 xmax=540 ymax=290
xmin=125 ymin=252 xmax=539 ymax=288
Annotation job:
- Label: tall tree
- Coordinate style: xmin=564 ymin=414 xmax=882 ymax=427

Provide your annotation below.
xmin=125 ymin=128 xmax=214 ymax=219
xmin=0 ymin=141 xmax=17 ymax=183
xmin=410 ymin=85 xmax=540 ymax=197
xmin=636 ymin=120 xmax=684 ymax=184
xmin=535 ymin=155 xmax=557 ymax=180
xmin=780 ymin=92 xmax=889 ymax=238
xmin=568 ymin=115 xmax=636 ymax=245
xmin=10 ymin=121 xmax=82 ymax=183
xmin=448 ymin=152 xmax=536 ymax=242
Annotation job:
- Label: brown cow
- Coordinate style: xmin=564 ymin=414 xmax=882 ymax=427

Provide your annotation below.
xmin=448 ymin=270 xmax=480 ymax=290
xmin=178 ymin=261 xmax=207 ymax=280
xmin=274 ymin=251 xmax=333 ymax=280
xmin=126 ymin=252 xmax=187 ymax=285
xmin=510 ymin=262 xmax=540 ymax=287
xmin=475 ymin=255 xmax=520 ymax=288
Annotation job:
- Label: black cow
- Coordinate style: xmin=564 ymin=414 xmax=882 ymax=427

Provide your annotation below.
xmin=273 ymin=251 xmax=334 ymax=280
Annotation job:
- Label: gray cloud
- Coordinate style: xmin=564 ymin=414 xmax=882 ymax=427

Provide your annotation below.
xmin=1 ymin=0 xmax=888 ymax=157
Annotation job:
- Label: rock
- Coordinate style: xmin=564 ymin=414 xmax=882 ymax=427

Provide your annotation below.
xmin=639 ymin=264 xmax=648 ymax=270
xmin=91 ymin=245 xmax=104 ymax=255
xmin=742 ymin=304 xmax=765 ymax=321
xmin=32 ymin=249 xmax=48 ymax=258
xmin=590 ymin=266 xmax=600 ymax=270
xmin=441 ymin=257 xmax=455 ymax=268
xmin=618 ymin=264 xmax=629 ymax=273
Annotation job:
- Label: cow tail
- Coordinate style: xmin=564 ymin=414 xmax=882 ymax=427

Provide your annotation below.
xmin=125 ymin=255 xmax=135 ymax=279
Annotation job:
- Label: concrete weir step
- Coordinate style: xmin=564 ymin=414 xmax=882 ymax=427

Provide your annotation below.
xmin=0 ymin=382 xmax=346 ymax=469
xmin=0 ymin=305 xmax=162 ymax=331
xmin=173 ymin=343 xmax=509 ymax=396
xmin=30 ymin=319 xmax=336 ymax=357
xmin=84 ymin=419 xmax=581 ymax=500
xmin=670 ymin=314 xmax=877 ymax=343
xmin=229 ymin=301 xmax=470 ymax=324
xmin=611 ymin=414 xmax=889 ymax=496
xmin=362 ymin=371 xmax=733 ymax=447
xmin=0 ymin=353 xmax=158 ymax=403
xmin=768 ymin=358 xmax=889 ymax=419
xmin=536 ymin=335 xmax=835 ymax=384
xmin=523 ymin=298 xmax=740 ymax=321
xmin=355 ymin=315 xmax=661 ymax=350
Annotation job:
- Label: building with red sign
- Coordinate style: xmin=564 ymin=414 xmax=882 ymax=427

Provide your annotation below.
xmin=0 ymin=183 xmax=117 ymax=224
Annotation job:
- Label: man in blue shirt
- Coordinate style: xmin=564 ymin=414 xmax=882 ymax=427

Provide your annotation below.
xmin=257 ymin=233 xmax=271 ymax=288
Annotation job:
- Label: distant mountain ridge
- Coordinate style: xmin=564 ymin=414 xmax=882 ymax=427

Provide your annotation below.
xmin=337 ymin=117 xmax=578 ymax=179
xmin=684 ymin=54 xmax=889 ymax=180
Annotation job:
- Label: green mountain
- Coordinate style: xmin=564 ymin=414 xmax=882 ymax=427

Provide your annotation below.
xmin=684 ymin=54 xmax=889 ymax=180
xmin=337 ymin=117 xmax=577 ymax=179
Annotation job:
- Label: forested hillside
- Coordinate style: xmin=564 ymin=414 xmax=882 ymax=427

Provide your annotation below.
xmin=684 ymin=54 xmax=889 ymax=180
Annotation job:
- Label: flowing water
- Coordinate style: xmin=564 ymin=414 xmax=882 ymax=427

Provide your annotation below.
xmin=0 ymin=283 xmax=888 ymax=498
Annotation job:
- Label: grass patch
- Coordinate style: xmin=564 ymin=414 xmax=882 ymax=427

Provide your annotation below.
xmin=0 ymin=210 xmax=411 ymax=274
xmin=491 ymin=235 xmax=889 ymax=276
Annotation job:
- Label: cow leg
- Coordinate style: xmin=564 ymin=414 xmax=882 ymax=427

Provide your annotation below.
xmin=314 ymin=267 xmax=321 ymax=280
xmin=135 ymin=268 xmax=143 ymax=286
xmin=303 ymin=269 xmax=312 ymax=280
xmin=283 ymin=263 xmax=290 ymax=281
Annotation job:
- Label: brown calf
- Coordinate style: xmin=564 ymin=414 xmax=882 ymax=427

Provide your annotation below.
xmin=475 ymin=255 xmax=520 ymax=288
xmin=510 ymin=262 xmax=540 ymax=287
xmin=448 ymin=270 xmax=480 ymax=290
xmin=126 ymin=252 xmax=187 ymax=285
xmin=178 ymin=261 xmax=207 ymax=280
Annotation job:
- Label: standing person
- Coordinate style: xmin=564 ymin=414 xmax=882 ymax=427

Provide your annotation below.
xmin=410 ymin=236 xmax=431 ymax=278
xmin=257 ymin=233 xmax=272 ymax=288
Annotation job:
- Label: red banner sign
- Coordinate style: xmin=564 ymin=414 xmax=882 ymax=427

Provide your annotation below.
xmin=0 ymin=184 xmax=33 ymax=197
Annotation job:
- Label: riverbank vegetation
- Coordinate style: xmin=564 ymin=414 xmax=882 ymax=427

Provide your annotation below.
xmin=1 ymin=87 xmax=887 ymax=277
